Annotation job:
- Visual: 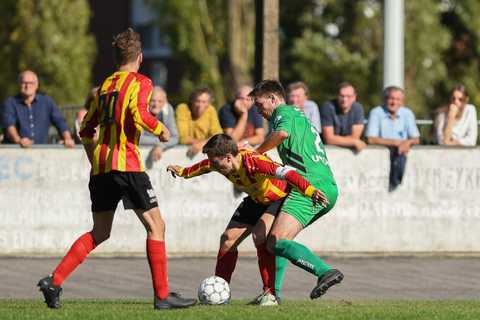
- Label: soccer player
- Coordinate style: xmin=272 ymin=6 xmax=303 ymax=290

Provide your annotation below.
xmin=250 ymin=80 xmax=344 ymax=299
xmin=37 ymin=28 xmax=196 ymax=310
xmin=167 ymin=133 xmax=328 ymax=305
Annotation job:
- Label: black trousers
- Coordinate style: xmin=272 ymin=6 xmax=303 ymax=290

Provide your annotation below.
xmin=389 ymin=147 xmax=407 ymax=192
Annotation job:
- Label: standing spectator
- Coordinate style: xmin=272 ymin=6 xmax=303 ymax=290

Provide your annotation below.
xmin=141 ymin=86 xmax=179 ymax=164
xmin=366 ymin=86 xmax=420 ymax=191
xmin=218 ymin=85 xmax=265 ymax=148
xmin=320 ymin=82 xmax=366 ymax=152
xmin=434 ymin=85 xmax=477 ymax=146
xmin=2 ymin=70 xmax=74 ymax=148
xmin=176 ymin=87 xmax=223 ymax=158
xmin=287 ymin=82 xmax=321 ymax=132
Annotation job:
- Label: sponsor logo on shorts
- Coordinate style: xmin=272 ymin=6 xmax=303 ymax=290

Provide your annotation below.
xmin=147 ymin=188 xmax=157 ymax=203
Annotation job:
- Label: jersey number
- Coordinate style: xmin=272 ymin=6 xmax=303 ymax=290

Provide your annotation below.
xmin=99 ymin=92 xmax=119 ymax=125
xmin=310 ymin=126 xmax=328 ymax=165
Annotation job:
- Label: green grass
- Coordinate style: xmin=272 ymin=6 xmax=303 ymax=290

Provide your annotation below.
xmin=0 ymin=299 xmax=479 ymax=320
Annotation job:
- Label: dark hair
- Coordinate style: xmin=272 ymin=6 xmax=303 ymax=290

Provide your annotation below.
xmin=188 ymin=87 xmax=212 ymax=107
xmin=249 ymin=80 xmax=286 ymax=101
xmin=202 ymin=134 xmax=238 ymax=157
xmin=450 ymin=84 xmax=469 ymax=104
xmin=383 ymin=86 xmax=404 ymax=100
xmin=337 ymin=82 xmax=356 ymax=94
xmin=287 ymin=81 xmax=309 ymax=96
xmin=112 ymin=28 xmax=141 ymax=66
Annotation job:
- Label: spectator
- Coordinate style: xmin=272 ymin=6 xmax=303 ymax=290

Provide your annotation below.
xmin=74 ymin=87 xmax=99 ymax=144
xmin=287 ymin=81 xmax=321 ymax=132
xmin=434 ymin=85 xmax=477 ymax=146
xmin=218 ymin=85 xmax=265 ymax=148
xmin=320 ymin=82 xmax=366 ymax=152
xmin=176 ymin=87 xmax=222 ymax=158
xmin=366 ymin=86 xmax=420 ymax=191
xmin=141 ymin=86 xmax=179 ymax=165
xmin=2 ymin=70 xmax=74 ymax=148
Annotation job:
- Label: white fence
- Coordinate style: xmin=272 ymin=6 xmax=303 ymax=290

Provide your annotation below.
xmin=0 ymin=145 xmax=479 ymax=256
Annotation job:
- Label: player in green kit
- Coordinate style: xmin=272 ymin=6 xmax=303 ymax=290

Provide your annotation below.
xmin=250 ymin=80 xmax=343 ymax=300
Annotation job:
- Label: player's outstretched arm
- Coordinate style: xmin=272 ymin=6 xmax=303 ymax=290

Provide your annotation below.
xmin=166 ymin=159 xmax=213 ymax=179
xmin=256 ymin=130 xmax=288 ymax=154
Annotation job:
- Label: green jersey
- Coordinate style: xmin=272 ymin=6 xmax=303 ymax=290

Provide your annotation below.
xmin=271 ymin=104 xmax=336 ymax=187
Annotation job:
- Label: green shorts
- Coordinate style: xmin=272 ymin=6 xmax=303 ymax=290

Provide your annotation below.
xmin=281 ymin=181 xmax=338 ymax=227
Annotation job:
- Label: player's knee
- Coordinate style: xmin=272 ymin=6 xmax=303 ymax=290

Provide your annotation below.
xmin=147 ymin=218 xmax=165 ymax=238
xmin=252 ymin=230 xmax=266 ymax=246
xmin=91 ymin=230 xmax=110 ymax=244
xmin=219 ymin=232 xmax=237 ymax=251
xmin=266 ymin=235 xmax=277 ymax=253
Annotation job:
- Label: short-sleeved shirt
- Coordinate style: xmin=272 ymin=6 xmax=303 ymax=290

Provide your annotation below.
xmin=270 ymin=104 xmax=335 ymax=187
xmin=2 ymin=93 xmax=69 ymax=144
xmin=303 ymin=100 xmax=322 ymax=133
xmin=366 ymin=106 xmax=420 ymax=140
xmin=320 ymin=100 xmax=364 ymax=136
xmin=218 ymin=103 xmax=263 ymax=139
xmin=175 ymin=103 xmax=223 ymax=144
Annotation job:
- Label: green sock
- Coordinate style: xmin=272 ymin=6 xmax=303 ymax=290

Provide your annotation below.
xmin=274 ymin=255 xmax=288 ymax=298
xmin=274 ymin=239 xmax=331 ymax=277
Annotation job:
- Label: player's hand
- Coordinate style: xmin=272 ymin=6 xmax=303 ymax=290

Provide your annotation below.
xmin=237 ymin=140 xmax=253 ymax=150
xmin=159 ymin=127 xmax=171 ymax=142
xmin=312 ymin=189 xmax=329 ymax=208
xmin=166 ymin=165 xmax=182 ymax=178
xmin=19 ymin=137 xmax=33 ymax=148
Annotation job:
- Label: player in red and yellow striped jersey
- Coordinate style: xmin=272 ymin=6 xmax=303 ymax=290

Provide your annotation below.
xmin=167 ymin=134 xmax=328 ymax=305
xmin=37 ymin=28 xmax=196 ymax=311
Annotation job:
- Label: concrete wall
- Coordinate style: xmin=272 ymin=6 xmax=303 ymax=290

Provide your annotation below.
xmin=0 ymin=146 xmax=479 ymax=256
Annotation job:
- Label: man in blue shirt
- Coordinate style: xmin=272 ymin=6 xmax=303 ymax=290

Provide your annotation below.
xmin=219 ymin=85 xmax=265 ymax=148
xmin=2 ymin=70 xmax=74 ymax=148
xmin=320 ymin=82 xmax=366 ymax=152
xmin=366 ymin=86 xmax=420 ymax=190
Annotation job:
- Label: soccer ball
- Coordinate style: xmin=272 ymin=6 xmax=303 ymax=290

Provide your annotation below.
xmin=197 ymin=276 xmax=231 ymax=305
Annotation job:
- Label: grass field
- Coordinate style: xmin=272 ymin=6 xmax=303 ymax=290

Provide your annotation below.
xmin=0 ymin=299 xmax=479 ymax=320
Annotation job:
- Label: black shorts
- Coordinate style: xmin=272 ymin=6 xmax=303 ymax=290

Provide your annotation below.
xmin=88 ymin=171 xmax=158 ymax=212
xmin=230 ymin=196 xmax=284 ymax=226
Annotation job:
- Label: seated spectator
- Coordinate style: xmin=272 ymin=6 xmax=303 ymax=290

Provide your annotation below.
xmin=287 ymin=81 xmax=321 ymax=132
xmin=434 ymin=84 xmax=477 ymax=146
xmin=140 ymin=86 xmax=179 ymax=164
xmin=74 ymin=87 xmax=99 ymax=144
xmin=176 ymin=87 xmax=223 ymax=158
xmin=320 ymin=82 xmax=366 ymax=152
xmin=2 ymin=70 xmax=74 ymax=148
xmin=366 ymin=86 xmax=420 ymax=191
xmin=218 ymin=85 xmax=265 ymax=148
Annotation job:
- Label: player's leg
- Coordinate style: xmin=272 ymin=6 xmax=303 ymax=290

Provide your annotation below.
xmin=216 ymin=220 xmax=251 ymax=283
xmin=250 ymin=211 xmax=279 ymax=306
xmin=38 ymin=173 xmax=119 ymax=309
xmin=52 ymin=210 xmax=115 ymax=286
xmin=250 ymin=198 xmax=284 ymax=304
xmin=127 ymin=172 xmax=195 ymax=309
xmin=267 ymin=187 xmax=343 ymax=299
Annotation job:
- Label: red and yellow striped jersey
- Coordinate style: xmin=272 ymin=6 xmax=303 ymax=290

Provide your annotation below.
xmin=79 ymin=71 xmax=164 ymax=175
xmin=178 ymin=150 xmax=316 ymax=204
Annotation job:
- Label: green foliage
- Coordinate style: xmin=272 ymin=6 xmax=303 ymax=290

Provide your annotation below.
xmin=146 ymin=0 xmax=255 ymax=107
xmin=0 ymin=0 xmax=95 ymax=105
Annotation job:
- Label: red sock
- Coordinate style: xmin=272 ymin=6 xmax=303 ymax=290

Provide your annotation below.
xmin=147 ymin=239 xmax=169 ymax=300
xmin=214 ymin=248 xmax=238 ymax=283
xmin=256 ymin=242 xmax=276 ymax=294
xmin=52 ymin=232 xmax=96 ymax=286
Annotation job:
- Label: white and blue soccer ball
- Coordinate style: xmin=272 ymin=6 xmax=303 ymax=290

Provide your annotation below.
xmin=197 ymin=276 xmax=231 ymax=305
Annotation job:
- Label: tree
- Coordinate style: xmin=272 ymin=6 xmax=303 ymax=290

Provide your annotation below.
xmin=147 ymin=0 xmax=255 ymax=107
xmin=0 ymin=0 xmax=95 ymax=105
xmin=283 ymin=0 xmax=451 ymax=118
